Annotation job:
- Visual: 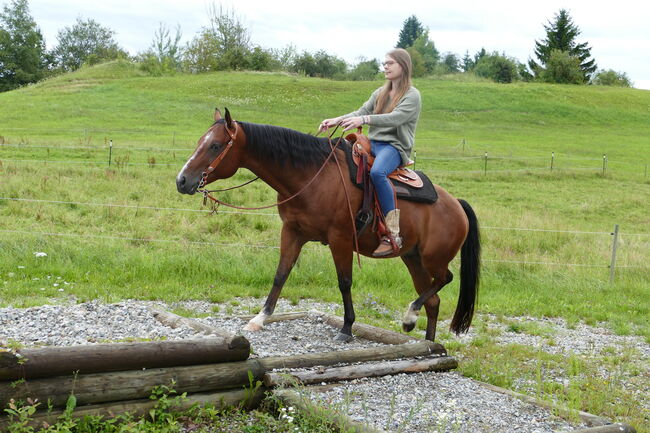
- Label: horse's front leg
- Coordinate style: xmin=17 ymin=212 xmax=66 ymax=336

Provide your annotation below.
xmin=329 ymin=240 xmax=355 ymax=342
xmin=244 ymin=225 xmax=305 ymax=331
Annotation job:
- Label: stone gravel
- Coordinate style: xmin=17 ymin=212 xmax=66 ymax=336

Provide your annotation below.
xmin=0 ymin=298 xmax=645 ymax=432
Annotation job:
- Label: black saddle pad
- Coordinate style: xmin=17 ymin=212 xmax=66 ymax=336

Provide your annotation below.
xmin=343 ymin=141 xmax=438 ymax=204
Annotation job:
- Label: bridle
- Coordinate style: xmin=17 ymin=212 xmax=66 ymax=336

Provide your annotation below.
xmin=197 ymin=121 xmax=240 ymax=190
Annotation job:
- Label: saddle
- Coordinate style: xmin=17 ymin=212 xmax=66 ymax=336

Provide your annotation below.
xmin=346 ymin=132 xmax=424 ymax=188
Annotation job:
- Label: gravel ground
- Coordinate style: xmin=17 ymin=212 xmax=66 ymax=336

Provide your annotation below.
xmin=0 ymin=298 xmax=646 ymax=432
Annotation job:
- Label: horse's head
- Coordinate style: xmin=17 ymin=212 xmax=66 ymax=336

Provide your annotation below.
xmin=176 ymin=108 xmax=244 ymax=195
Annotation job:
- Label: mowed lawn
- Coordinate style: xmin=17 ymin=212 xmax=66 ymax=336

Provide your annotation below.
xmin=1 ymin=61 xmax=649 ymax=430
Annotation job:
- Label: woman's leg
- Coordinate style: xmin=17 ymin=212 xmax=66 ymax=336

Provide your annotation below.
xmin=369 ymin=141 xmax=401 ymax=216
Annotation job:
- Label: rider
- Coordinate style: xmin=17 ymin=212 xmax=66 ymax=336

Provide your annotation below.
xmin=319 ymin=48 xmax=421 ymax=257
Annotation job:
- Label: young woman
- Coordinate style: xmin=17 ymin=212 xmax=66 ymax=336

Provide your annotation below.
xmin=318 ymin=48 xmax=421 ymax=257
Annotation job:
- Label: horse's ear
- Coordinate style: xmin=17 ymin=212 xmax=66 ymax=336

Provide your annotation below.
xmin=214 ymin=108 xmax=222 ymax=122
xmin=224 ymin=107 xmax=233 ymax=129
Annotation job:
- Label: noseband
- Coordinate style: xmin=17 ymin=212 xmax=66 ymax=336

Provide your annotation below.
xmin=198 ymin=121 xmax=239 ymax=189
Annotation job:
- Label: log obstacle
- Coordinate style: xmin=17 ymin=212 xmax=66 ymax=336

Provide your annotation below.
xmin=0 ymin=337 xmax=250 ymax=381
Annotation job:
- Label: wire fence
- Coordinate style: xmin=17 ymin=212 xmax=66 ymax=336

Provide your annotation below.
xmin=0 ymin=196 xmax=647 ymax=280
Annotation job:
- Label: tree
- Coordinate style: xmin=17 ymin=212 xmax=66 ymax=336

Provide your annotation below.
xmin=538 ymin=49 xmax=584 ymax=84
xmin=528 ymin=9 xmax=596 ymax=82
xmin=138 ymin=23 xmax=183 ymax=75
xmin=347 ymin=57 xmax=380 ymax=81
xmin=461 ymin=51 xmax=473 ymax=72
xmin=290 ymin=50 xmax=346 ymax=78
xmin=183 ymin=4 xmax=251 ymax=72
xmin=411 ymin=33 xmax=439 ymax=73
xmin=473 ymin=52 xmax=520 ymax=83
xmin=396 ymin=15 xmax=425 ymax=49
xmin=0 ymin=0 xmax=46 ymax=91
xmin=440 ymin=52 xmax=460 ymax=74
xmin=592 ymin=69 xmax=632 ymax=87
xmin=53 ymin=17 xmax=125 ymax=71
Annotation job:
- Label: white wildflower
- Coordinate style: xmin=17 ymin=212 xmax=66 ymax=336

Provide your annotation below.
xmin=34 ymin=252 xmax=47 ymax=257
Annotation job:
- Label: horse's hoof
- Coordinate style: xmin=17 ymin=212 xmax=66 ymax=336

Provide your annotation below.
xmin=334 ymin=332 xmax=353 ymax=343
xmin=243 ymin=322 xmax=263 ymax=332
xmin=402 ymin=321 xmax=416 ymax=333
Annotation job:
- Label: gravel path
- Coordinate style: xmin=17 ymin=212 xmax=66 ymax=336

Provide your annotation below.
xmin=1 ymin=298 xmax=646 ymax=432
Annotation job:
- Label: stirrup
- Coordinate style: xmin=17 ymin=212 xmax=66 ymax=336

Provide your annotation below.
xmin=373 ymin=235 xmax=401 ymax=257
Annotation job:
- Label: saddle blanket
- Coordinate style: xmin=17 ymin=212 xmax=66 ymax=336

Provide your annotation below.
xmin=343 ymin=141 xmax=438 ymax=204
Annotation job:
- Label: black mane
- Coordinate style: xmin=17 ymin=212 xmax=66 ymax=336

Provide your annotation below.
xmin=239 ymin=121 xmax=337 ymax=168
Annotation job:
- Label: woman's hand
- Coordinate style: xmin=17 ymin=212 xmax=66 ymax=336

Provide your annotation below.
xmin=318 ymin=116 xmax=342 ymax=133
xmin=339 ymin=116 xmax=364 ymax=132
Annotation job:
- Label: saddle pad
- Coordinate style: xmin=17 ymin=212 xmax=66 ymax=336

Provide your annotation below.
xmin=343 ymin=141 xmax=438 ymax=204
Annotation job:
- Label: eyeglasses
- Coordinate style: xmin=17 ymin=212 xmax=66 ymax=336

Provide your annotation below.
xmin=382 ymin=61 xmax=397 ymax=67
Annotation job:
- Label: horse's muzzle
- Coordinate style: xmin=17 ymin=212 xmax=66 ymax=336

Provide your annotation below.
xmin=176 ymin=173 xmax=198 ymax=195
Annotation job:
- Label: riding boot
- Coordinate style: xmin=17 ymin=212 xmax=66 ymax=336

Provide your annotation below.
xmin=373 ymin=209 xmax=402 ymax=257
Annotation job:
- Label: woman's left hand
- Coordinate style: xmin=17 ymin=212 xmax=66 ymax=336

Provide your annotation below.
xmin=339 ymin=116 xmax=364 ymax=131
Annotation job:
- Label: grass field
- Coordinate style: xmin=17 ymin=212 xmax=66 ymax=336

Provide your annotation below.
xmin=1 ymin=61 xmax=649 ymax=430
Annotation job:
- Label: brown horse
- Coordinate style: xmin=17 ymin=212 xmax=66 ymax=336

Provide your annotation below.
xmin=176 ymin=108 xmax=480 ymax=342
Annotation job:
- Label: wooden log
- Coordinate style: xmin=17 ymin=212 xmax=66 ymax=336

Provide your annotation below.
xmin=320 ymin=313 xmax=447 ymax=355
xmin=0 ymin=359 xmax=267 ymax=409
xmin=150 ymin=308 xmax=234 ymax=338
xmin=263 ymin=356 xmax=458 ymax=387
xmin=0 ymin=337 xmax=250 ymax=381
xmin=0 ymin=341 xmax=440 ymax=409
xmin=259 ymin=340 xmax=442 ymax=370
xmin=0 ymin=387 xmax=266 ymax=431
xmin=236 ymin=311 xmax=309 ymax=324
xmin=474 ymin=380 xmax=612 ymax=427
xmin=569 ymin=423 xmax=637 ymax=433
xmin=273 ymin=389 xmax=387 ymax=433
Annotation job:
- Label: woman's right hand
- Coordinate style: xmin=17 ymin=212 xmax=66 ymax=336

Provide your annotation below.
xmin=318 ymin=116 xmax=342 ymax=133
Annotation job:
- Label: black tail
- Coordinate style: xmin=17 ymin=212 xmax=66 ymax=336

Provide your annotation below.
xmin=450 ymin=199 xmax=481 ymax=334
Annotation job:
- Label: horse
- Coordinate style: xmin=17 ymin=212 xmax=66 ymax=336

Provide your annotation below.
xmin=176 ymin=108 xmax=481 ymax=342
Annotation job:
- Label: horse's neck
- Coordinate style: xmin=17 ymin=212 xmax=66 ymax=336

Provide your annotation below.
xmin=241 ymin=152 xmax=315 ymax=198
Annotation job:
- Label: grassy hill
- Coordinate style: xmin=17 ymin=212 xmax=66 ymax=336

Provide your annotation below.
xmin=1 ymin=60 xmax=649 ymax=429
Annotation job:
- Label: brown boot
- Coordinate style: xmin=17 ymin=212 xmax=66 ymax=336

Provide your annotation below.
xmin=373 ymin=209 xmax=402 ymax=257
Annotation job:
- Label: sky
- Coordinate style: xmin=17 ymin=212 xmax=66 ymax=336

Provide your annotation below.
xmin=22 ymin=0 xmax=650 ymax=89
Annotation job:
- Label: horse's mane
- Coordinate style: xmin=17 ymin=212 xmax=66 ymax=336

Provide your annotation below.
xmin=238 ymin=121 xmax=337 ymax=168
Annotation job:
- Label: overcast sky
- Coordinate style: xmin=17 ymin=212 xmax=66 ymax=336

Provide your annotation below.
xmin=24 ymin=0 xmax=650 ymax=89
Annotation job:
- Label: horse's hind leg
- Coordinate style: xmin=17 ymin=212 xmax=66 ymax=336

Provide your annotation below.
xmin=244 ymin=225 xmax=306 ymax=331
xmin=401 ymin=251 xmax=453 ymax=341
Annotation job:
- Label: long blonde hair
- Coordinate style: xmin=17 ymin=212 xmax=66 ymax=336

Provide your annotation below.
xmin=374 ymin=48 xmax=413 ymax=114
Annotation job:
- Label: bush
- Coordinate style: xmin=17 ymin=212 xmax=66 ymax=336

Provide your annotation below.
xmin=592 ymin=69 xmax=632 ymax=87
xmin=473 ymin=52 xmax=521 ymax=83
xmin=538 ymin=49 xmax=584 ymax=84
xmin=291 ymin=50 xmax=346 ymax=78
xmin=346 ymin=58 xmax=380 ymax=81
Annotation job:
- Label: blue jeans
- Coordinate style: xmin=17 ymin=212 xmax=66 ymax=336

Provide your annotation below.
xmin=369 ymin=140 xmax=401 ymax=216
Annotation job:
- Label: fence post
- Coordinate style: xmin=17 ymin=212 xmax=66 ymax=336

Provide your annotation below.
xmin=602 ymin=154 xmax=607 ymax=175
xmin=609 ymin=224 xmax=619 ymax=283
xmin=413 ymin=150 xmax=416 ymax=169
xmin=108 ymin=140 xmax=113 ymax=166
xmin=484 ymin=152 xmax=488 ymax=175
xmin=173 ymin=131 xmax=176 ymax=147
xmin=551 ymin=152 xmax=554 ymax=172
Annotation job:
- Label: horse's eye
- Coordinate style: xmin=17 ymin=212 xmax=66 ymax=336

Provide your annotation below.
xmin=211 ymin=142 xmax=222 ymax=151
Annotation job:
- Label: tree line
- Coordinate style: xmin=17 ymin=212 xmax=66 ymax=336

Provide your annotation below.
xmin=0 ymin=0 xmax=633 ymax=92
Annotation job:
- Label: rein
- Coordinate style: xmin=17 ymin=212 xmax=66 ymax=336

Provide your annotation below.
xmin=197 ymin=122 xmax=362 ymax=267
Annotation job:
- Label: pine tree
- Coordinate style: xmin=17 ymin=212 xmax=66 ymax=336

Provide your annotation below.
xmin=0 ymin=0 xmax=46 ymax=92
xmin=528 ymin=9 xmax=596 ymax=82
xmin=396 ymin=15 xmax=424 ymax=48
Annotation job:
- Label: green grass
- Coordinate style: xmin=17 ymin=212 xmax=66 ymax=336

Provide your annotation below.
xmin=1 ymin=61 xmax=649 ymax=431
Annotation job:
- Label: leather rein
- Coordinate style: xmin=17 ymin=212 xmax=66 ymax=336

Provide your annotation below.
xmin=197 ymin=121 xmax=362 ymax=267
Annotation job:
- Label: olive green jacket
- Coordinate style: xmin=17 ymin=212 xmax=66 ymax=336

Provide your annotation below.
xmin=343 ymin=86 xmax=421 ymax=166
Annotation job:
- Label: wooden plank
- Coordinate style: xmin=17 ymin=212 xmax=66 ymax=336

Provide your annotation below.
xmin=259 ymin=340 xmax=442 ymax=370
xmin=474 ymin=380 xmax=612 ymax=427
xmin=236 ymin=311 xmax=309 ymax=324
xmin=0 ymin=359 xmax=267 ymax=408
xmin=0 ymin=337 xmax=250 ymax=381
xmin=273 ymin=389 xmax=387 ymax=433
xmin=263 ymin=356 xmax=458 ymax=387
xmin=0 ymin=388 xmax=266 ymax=431
xmin=150 ymin=308 xmax=234 ymax=338
xmin=570 ymin=423 xmax=637 ymax=433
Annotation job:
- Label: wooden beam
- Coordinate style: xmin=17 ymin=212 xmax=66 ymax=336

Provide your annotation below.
xmin=0 ymin=337 xmax=250 ymax=381
xmin=0 ymin=388 xmax=266 ymax=431
xmin=236 ymin=311 xmax=309 ymax=324
xmin=259 ymin=340 xmax=442 ymax=370
xmin=264 ymin=356 xmax=458 ymax=387
xmin=150 ymin=308 xmax=234 ymax=338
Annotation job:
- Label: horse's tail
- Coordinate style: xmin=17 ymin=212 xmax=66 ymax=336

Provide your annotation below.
xmin=450 ymin=199 xmax=481 ymax=335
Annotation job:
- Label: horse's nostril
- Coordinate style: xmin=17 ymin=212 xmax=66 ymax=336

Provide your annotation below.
xmin=180 ymin=176 xmax=186 ymax=186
